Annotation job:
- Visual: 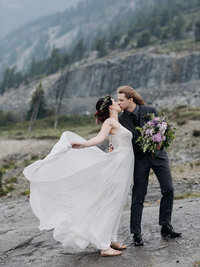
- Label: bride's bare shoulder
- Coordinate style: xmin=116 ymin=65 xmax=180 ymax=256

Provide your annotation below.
xmin=103 ymin=118 xmax=119 ymax=127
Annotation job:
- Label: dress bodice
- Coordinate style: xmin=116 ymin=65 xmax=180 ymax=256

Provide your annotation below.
xmin=109 ymin=124 xmax=133 ymax=149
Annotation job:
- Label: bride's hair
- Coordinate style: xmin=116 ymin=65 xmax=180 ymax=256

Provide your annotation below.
xmin=95 ymin=94 xmax=112 ymax=123
xmin=117 ymin=85 xmax=146 ymax=105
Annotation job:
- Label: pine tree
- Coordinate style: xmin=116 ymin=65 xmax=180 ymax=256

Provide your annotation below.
xmin=27 ymin=83 xmax=47 ymax=131
xmin=172 ymin=16 xmax=184 ymax=40
xmin=160 ymin=9 xmax=170 ymax=27
xmin=195 ymin=20 xmax=200 ymax=42
xmin=71 ymin=40 xmax=85 ymax=62
xmin=137 ymin=31 xmax=151 ymax=48
xmin=54 ymin=67 xmax=70 ymax=129
xmin=95 ymin=38 xmax=107 ymax=58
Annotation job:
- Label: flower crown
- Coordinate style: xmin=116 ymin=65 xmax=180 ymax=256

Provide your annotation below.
xmin=99 ymin=94 xmax=111 ymax=110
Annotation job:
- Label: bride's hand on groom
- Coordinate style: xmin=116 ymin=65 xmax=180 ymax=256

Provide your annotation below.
xmin=71 ymin=142 xmax=84 ymax=149
xmin=107 ymin=144 xmax=114 ymax=153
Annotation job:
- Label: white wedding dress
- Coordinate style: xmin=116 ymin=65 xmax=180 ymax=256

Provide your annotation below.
xmin=23 ymin=124 xmax=134 ymax=251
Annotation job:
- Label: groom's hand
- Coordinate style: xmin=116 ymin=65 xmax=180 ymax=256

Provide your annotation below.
xmin=156 ymin=143 xmax=161 ymax=150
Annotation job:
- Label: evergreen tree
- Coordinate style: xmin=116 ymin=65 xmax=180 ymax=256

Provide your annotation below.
xmin=109 ymin=35 xmax=120 ymax=50
xmin=47 ymin=48 xmax=62 ymax=74
xmin=195 ymin=20 xmax=200 ymax=42
xmin=172 ymin=16 xmax=184 ymax=39
xmin=0 ymin=67 xmax=23 ymax=94
xmin=160 ymin=8 xmax=170 ymax=27
xmin=95 ymin=37 xmax=107 ymax=58
xmin=26 ymin=83 xmax=47 ymax=121
xmin=137 ymin=31 xmax=151 ymax=47
xmin=29 ymin=57 xmax=37 ymax=78
xmin=71 ymin=40 xmax=85 ymax=62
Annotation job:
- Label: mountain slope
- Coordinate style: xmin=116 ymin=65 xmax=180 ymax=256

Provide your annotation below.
xmin=0 ymin=0 xmax=141 ymax=75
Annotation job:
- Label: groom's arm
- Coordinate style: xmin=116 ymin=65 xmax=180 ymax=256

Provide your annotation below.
xmin=150 ymin=106 xmax=159 ymax=117
xmin=144 ymin=106 xmax=159 ymax=117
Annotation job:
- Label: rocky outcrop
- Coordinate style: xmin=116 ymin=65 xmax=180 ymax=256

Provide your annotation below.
xmin=0 ymin=52 xmax=200 ymax=116
xmin=52 ymin=52 xmax=200 ymax=97
xmin=45 ymin=51 xmax=200 ymax=113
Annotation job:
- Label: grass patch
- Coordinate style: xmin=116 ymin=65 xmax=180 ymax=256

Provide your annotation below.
xmin=0 ymin=184 xmax=15 ymax=197
xmin=21 ymin=190 xmax=30 ymax=196
xmin=0 ymin=114 xmax=96 ymax=140
xmin=88 ymin=126 xmax=101 ymax=135
xmin=174 ymin=192 xmax=200 ymax=200
xmin=155 ymin=38 xmax=200 ymax=54
xmin=1 ymin=106 xmax=199 ymax=140
xmin=31 ymin=154 xmax=39 ymax=161
xmin=2 ymin=161 xmax=16 ymax=170
xmin=8 ymin=177 xmax=17 ymax=183
xmin=160 ymin=105 xmax=200 ymax=124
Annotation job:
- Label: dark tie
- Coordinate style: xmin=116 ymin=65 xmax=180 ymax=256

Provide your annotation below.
xmin=131 ymin=113 xmax=139 ymax=127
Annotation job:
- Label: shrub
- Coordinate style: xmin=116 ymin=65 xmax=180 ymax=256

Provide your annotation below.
xmin=0 ymin=110 xmax=19 ymax=127
xmin=137 ymin=31 xmax=151 ymax=47
xmin=193 ymin=130 xmax=200 ymax=137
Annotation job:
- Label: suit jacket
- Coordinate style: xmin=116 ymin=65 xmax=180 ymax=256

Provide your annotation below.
xmin=119 ymin=105 xmax=168 ymax=160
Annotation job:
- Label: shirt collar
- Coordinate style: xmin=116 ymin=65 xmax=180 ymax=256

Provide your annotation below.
xmin=133 ymin=104 xmax=139 ymax=115
xmin=124 ymin=105 xmax=139 ymax=116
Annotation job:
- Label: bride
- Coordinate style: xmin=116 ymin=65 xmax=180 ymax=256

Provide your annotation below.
xmin=23 ymin=94 xmax=134 ymax=257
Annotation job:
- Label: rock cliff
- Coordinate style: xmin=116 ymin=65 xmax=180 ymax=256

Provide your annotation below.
xmin=0 ymin=51 xmax=200 ymax=116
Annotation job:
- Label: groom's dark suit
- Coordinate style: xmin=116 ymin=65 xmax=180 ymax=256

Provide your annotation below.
xmin=119 ymin=104 xmax=174 ymax=234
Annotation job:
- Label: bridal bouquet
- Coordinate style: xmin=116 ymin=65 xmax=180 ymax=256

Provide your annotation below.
xmin=136 ymin=113 xmax=176 ymax=156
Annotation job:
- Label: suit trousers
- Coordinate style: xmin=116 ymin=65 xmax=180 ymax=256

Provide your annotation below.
xmin=130 ymin=152 xmax=174 ymax=234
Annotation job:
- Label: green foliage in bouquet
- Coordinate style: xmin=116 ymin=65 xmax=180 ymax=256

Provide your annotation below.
xmin=136 ymin=113 xmax=176 ymax=154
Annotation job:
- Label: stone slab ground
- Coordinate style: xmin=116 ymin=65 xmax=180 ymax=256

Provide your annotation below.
xmin=0 ymin=197 xmax=199 ymax=267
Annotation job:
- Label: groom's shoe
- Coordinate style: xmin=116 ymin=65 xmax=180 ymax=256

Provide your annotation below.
xmin=133 ymin=233 xmax=144 ymax=246
xmin=161 ymin=224 xmax=182 ymax=238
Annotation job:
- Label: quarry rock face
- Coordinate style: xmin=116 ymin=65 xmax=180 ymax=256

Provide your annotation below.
xmin=0 ymin=52 xmax=200 ymax=116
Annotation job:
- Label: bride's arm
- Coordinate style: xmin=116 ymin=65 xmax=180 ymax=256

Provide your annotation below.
xmin=71 ymin=119 xmax=113 ymax=149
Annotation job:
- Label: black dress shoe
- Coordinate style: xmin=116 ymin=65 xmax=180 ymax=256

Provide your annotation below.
xmin=133 ymin=234 xmax=144 ymax=246
xmin=161 ymin=224 xmax=182 ymax=238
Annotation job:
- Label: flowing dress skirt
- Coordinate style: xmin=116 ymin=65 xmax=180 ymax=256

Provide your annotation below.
xmin=23 ymin=131 xmax=134 ymax=251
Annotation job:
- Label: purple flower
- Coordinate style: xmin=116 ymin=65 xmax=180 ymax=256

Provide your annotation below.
xmin=147 ymin=121 xmax=153 ymax=126
xmin=154 ymin=117 xmax=160 ymax=121
xmin=145 ymin=129 xmax=151 ymax=135
xmin=149 ymin=129 xmax=154 ymax=136
xmin=152 ymin=133 xmax=162 ymax=143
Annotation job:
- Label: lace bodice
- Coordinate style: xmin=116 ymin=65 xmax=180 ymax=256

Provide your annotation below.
xmin=109 ymin=124 xmax=133 ymax=149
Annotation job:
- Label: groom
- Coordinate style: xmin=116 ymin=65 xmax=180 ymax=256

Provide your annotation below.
xmin=117 ymin=85 xmax=181 ymax=246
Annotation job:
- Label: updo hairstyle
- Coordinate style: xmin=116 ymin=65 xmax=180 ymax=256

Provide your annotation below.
xmin=95 ymin=94 xmax=112 ymax=123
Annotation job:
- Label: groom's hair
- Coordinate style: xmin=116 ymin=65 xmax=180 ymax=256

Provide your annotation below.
xmin=117 ymin=85 xmax=146 ymax=105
